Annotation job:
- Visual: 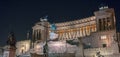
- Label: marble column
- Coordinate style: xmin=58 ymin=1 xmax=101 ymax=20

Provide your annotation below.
xmin=35 ymin=30 xmax=37 ymax=41
xmin=32 ymin=30 xmax=35 ymax=41
xmin=80 ymin=28 xmax=83 ymax=37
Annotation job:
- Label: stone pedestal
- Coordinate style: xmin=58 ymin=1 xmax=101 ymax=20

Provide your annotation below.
xmin=9 ymin=47 xmax=16 ymax=57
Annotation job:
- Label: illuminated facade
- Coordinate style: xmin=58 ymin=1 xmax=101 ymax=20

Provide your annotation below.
xmin=32 ymin=6 xmax=120 ymax=57
xmin=16 ymin=40 xmax=31 ymax=56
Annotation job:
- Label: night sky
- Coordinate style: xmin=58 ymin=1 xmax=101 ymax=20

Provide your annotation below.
xmin=0 ymin=0 xmax=120 ymax=46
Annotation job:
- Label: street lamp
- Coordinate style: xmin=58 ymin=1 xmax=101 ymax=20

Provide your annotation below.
xmin=40 ymin=18 xmax=49 ymax=57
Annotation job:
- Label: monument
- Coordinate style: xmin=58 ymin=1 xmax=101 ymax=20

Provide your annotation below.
xmin=4 ymin=32 xmax=16 ymax=57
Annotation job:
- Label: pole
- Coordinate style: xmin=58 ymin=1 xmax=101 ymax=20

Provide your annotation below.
xmin=44 ymin=20 xmax=49 ymax=57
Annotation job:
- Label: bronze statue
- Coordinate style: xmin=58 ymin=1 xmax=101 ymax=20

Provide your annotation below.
xmin=6 ymin=32 xmax=16 ymax=47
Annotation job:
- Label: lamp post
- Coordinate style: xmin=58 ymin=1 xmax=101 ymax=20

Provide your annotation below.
xmin=41 ymin=18 xmax=49 ymax=57
xmin=43 ymin=42 xmax=48 ymax=57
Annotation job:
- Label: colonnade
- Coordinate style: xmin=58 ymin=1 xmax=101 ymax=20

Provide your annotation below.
xmin=56 ymin=24 xmax=96 ymax=40
xmin=32 ymin=29 xmax=42 ymax=41
xmin=98 ymin=17 xmax=114 ymax=31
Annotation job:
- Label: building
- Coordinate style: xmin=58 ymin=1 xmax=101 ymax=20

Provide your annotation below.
xmin=16 ymin=40 xmax=31 ymax=57
xmin=32 ymin=6 xmax=120 ymax=57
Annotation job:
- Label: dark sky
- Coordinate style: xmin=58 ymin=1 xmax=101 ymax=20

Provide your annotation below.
xmin=0 ymin=0 xmax=120 ymax=46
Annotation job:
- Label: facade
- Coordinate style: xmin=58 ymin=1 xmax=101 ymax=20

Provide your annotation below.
xmin=16 ymin=40 xmax=31 ymax=57
xmin=31 ymin=6 xmax=120 ymax=57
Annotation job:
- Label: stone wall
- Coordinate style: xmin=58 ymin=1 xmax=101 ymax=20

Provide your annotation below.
xmin=48 ymin=53 xmax=75 ymax=57
xmin=84 ymin=46 xmax=119 ymax=57
xmin=104 ymin=54 xmax=120 ymax=57
xmin=31 ymin=53 xmax=75 ymax=57
xmin=82 ymin=30 xmax=116 ymax=48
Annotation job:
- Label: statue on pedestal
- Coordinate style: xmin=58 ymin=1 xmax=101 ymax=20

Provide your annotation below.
xmin=4 ymin=32 xmax=16 ymax=57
